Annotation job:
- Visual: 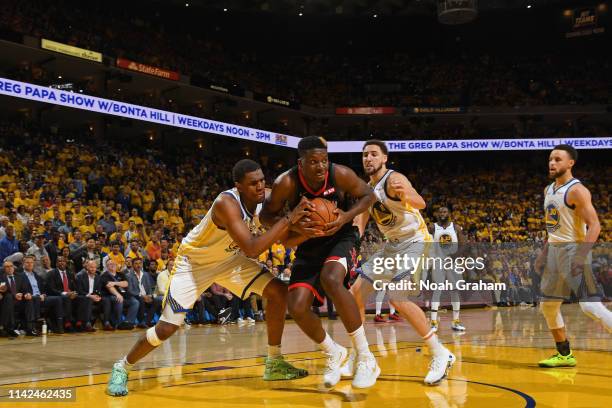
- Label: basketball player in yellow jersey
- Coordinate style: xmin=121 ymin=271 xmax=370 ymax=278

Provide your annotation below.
xmin=342 ymin=140 xmax=455 ymax=386
xmin=536 ymin=144 xmax=612 ymax=368
xmin=106 ymin=160 xmax=312 ymax=396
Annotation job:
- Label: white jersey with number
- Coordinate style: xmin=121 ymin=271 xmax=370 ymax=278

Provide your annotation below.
xmin=178 ymin=188 xmax=263 ymax=264
xmin=433 ymin=222 xmax=459 ymax=256
xmin=369 ymin=170 xmax=431 ymax=242
xmin=544 ymin=178 xmax=586 ymax=243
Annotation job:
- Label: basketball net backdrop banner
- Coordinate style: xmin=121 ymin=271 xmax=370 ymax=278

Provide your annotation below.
xmin=1 ymin=77 xmax=611 ymax=152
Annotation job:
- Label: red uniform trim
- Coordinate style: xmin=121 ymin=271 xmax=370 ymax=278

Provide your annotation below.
xmin=289 ymin=282 xmax=324 ymax=303
xmin=298 ymin=165 xmax=329 ymax=196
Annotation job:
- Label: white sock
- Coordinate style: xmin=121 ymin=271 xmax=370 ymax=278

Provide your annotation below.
xmin=119 ymin=356 xmax=134 ymax=370
xmin=375 ymin=290 xmax=385 ymax=315
xmin=452 ymin=301 xmax=460 ymax=320
xmin=389 ymin=304 xmax=396 ymax=315
xmin=349 ymin=325 xmax=372 ymax=356
xmin=423 ymin=330 xmax=445 ymax=357
xmin=431 ymin=300 xmax=440 ymax=321
xmin=267 ymin=344 xmax=281 ymax=359
xmin=318 ymin=332 xmax=340 ymax=354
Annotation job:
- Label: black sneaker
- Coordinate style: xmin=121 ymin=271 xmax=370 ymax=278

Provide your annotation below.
xmin=117 ymin=322 xmax=134 ymax=330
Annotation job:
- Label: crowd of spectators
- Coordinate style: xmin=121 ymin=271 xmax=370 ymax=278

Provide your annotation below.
xmin=1 ymin=0 xmax=611 ymax=109
xmin=0 ymin=113 xmax=609 ymax=337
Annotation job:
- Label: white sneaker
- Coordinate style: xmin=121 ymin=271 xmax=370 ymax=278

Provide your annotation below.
xmin=237 ymin=317 xmax=245 ymax=324
xmin=246 ymin=317 xmax=255 ymax=323
xmin=424 ymin=349 xmax=456 ymax=386
xmin=451 ymin=319 xmax=466 ymax=332
xmin=352 ymin=353 xmax=380 ymax=389
xmin=340 ymin=349 xmax=356 ymax=378
xmin=323 ymin=345 xmax=347 ymax=388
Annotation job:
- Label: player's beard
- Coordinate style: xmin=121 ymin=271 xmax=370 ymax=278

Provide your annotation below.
xmin=549 ymin=168 xmax=566 ymax=180
xmin=365 ymin=162 xmax=383 ymax=176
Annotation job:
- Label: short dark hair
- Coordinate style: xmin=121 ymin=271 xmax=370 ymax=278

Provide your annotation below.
xmin=553 ymin=144 xmax=578 ymax=162
xmin=297 ymin=136 xmax=327 ymax=157
xmin=363 ymin=139 xmax=388 ymax=155
xmin=232 ymin=159 xmax=261 ymax=183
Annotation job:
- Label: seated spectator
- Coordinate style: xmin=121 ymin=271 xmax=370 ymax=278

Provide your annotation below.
xmin=271 ymin=241 xmax=285 ymax=269
xmin=146 ymin=259 xmax=159 ymax=282
xmin=98 ymin=207 xmax=117 ymax=235
xmin=192 ymin=289 xmax=219 ymax=325
xmin=74 ymin=237 xmax=102 ymax=272
xmin=210 ymin=283 xmax=240 ymax=324
xmin=0 ymin=260 xmax=19 ymax=337
xmin=104 ymin=241 xmax=126 ymax=272
xmin=69 ymin=230 xmax=85 ymax=253
xmin=45 ymin=255 xmax=78 ymax=332
xmin=146 ymin=231 xmax=162 ymax=261
xmin=75 ymin=259 xmax=103 ymax=332
xmin=99 ymin=259 xmax=133 ymax=330
xmin=20 ymin=255 xmax=64 ymax=334
xmin=0 ymin=224 xmax=19 ymax=262
xmin=126 ymin=258 xmax=158 ymax=328
xmin=26 ymin=234 xmax=49 ymax=277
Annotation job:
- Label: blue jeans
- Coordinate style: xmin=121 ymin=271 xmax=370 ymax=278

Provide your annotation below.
xmin=122 ymin=296 xmax=139 ymax=324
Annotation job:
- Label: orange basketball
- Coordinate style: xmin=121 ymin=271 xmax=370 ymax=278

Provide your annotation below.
xmin=308 ymin=197 xmax=338 ymax=225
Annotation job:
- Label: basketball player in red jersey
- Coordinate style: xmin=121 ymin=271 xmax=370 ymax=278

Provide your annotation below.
xmin=261 ymin=136 xmax=380 ymax=389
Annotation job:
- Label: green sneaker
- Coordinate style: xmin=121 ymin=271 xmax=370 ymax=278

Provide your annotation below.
xmin=538 ymin=353 xmax=577 ymax=368
xmin=263 ymin=356 xmax=308 ymax=381
xmin=106 ymin=362 xmax=129 ymax=396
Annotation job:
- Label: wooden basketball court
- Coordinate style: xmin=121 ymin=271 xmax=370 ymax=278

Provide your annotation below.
xmin=0 ymin=304 xmax=610 ymax=407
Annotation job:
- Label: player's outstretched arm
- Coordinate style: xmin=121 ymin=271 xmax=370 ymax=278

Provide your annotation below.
xmin=387 ymin=171 xmax=426 ymax=210
xmin=323 ymin=164 xmax=375 ymax=236
xmin=213 ymin=195 xmax=310 ymax=258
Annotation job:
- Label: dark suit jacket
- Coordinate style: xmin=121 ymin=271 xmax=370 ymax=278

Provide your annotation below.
xmin=46 ymin=268 xmax=77 ymax=296
xmin=126 ymin=271 xmax=155 ymax=298
xmin=18 ymin=271 xmax=48 ymax=295
xmin=75 ymin=271 xmax=102 ymax=296
xmin=0 ymin=272 xmax=29 ymax=295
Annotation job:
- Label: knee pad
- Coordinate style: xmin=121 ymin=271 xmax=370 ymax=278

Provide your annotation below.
xmin=146 ymin=326 xmax=163 ymax=347
xmin=540 ymin=301 xmax=564 ymax=330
